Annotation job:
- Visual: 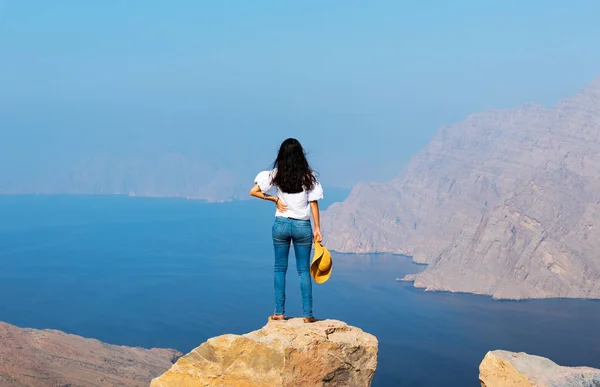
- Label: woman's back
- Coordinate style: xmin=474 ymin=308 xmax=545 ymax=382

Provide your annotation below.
xmin=254 ymin=169 xmax=323 ymax=220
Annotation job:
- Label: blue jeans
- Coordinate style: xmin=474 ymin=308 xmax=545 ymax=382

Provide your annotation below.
xmin=272 ymin=217 xmax=313 ymax=318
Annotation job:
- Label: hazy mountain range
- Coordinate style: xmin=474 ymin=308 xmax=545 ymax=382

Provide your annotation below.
xmin=0 ymin=152 xmax=353 ymax=207
xmin=0 ymin=153 xmax=246 ymax=202
xmin=323 ymin=76 xmax=600 ymax=300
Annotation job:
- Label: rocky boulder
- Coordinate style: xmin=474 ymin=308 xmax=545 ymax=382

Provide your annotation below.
xmin=151 ymin=318 xmax=378 ymax=387
xmin=479 ymin=350 xmax=600 ymax=387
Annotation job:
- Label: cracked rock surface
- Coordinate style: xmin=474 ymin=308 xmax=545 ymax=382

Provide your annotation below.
xmin=480 ymin=350 xmax=600 ymax=387
xmin=151 ymin=319 xmax=378 ymax=387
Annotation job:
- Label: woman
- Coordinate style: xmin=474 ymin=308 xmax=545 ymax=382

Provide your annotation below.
xmin=250 ymin=138 xmax=323 ymax=323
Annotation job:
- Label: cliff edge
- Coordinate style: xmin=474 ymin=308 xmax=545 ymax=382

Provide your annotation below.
xmin=479 ymin=350 xmax=600 ymax=387
xmin=151 ymin=318 xmax=378 ymax=387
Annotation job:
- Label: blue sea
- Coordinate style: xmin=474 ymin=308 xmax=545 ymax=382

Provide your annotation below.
xmin=1 ymin=195 xmax=599 ymax=387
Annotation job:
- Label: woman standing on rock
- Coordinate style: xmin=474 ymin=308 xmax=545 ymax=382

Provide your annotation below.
xmin=250 ymin=138 xmax=323 ymax=323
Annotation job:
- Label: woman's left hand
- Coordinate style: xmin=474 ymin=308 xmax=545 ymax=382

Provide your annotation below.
xmin=276 ymin=199 xmax=288 ymax=212
xmin=313 ymin=228 xmax=323 ymax=243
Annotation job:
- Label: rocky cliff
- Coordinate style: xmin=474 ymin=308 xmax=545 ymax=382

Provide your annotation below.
xmin=479 ymin=350 xmax=600 ymax=387
xmin=323 ymin=76 xmax=600 ymax=300
xmin=151 ymin=318 xmax=378 ymax=387
xmin=0 ymin=321 xmax=181 ymax=387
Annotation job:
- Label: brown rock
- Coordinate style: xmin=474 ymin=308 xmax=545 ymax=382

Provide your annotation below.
xmin=151 ymin=318 xmax=378 ymax=387
xmin=479 ymin=350 xmax=600 ymax=387
xmin=0 ymin=321 xmax=181 ymax=387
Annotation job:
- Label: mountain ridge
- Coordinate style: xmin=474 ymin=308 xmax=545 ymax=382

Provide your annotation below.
xmin=322 ymin=76 xmax=600 ymax=300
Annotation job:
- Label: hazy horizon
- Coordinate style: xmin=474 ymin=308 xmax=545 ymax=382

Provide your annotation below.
xmin=2 ymin=1 xmax=600 ymax=193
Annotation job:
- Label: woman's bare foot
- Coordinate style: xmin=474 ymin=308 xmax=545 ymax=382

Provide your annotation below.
xmin=268 ymin=314 xmax=285 ymax=321
xmin=303 ymin=317 xmax=317 ymax=323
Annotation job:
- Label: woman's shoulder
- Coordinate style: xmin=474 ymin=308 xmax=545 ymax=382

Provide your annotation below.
xmin=254 ymin=169 xmax=277 ymax=185
xmin=254 ymin=169 xmax=276 ymax=192
xmin=255 ymin=168 xmax=276 ymax=176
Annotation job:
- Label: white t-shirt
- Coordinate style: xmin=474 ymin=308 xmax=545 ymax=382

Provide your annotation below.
xmin=254 ymin=169 xmax=324 ymax=221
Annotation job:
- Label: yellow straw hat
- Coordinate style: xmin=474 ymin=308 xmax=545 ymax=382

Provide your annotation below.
xmin=310 ymin=242 xmax=332 ymax=284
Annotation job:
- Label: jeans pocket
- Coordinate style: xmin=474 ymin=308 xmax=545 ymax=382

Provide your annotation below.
xmin=272 ymin=221 xmax=288 ymax=240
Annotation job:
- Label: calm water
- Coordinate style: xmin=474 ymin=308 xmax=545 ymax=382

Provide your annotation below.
xmin=1 ymin=196 xmax=599 ymax=387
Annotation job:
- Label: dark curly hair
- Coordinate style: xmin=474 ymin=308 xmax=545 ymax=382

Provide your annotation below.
xmin=271 ymin=138 xmax=317 ymax=194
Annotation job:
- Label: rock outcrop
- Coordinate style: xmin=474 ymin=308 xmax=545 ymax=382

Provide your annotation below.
xmin=479 ymin=350 xmax=600 ymax=387
xmin=323 ymin=76 xmax=600 ymax=300
xmin=0 ymin=321 xmax=181 ymax=387
xmin=151 ymin=318 xmax=378 ymax=387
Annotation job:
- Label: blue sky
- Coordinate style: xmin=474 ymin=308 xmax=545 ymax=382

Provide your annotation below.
xmin=1 ymin=0 xmax=600 ymax=187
